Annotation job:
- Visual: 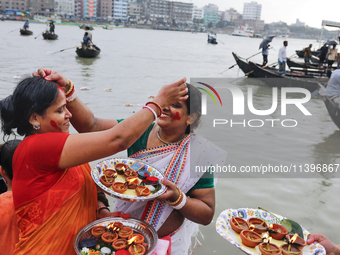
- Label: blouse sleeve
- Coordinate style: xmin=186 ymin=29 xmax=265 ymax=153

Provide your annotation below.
xmin=28 ymin=133 xmax=69 ymax=171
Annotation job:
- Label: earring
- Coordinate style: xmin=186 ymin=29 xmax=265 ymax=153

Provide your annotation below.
xmin=33 ymin=122 xmax=40 ymax=130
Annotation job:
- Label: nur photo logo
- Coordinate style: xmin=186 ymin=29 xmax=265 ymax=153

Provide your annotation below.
xmin=196 ymin=82 xmax=223 ymax=115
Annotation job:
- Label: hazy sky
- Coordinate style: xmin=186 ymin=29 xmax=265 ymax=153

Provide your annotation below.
xmin=182 ymin=0 xmax=340 ymax=30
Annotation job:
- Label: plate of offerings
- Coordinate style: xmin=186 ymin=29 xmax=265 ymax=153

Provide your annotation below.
xmin=216 ymin=208 xmax=326 ymax=255
xmin=92 ymin=158 xmax=167 ymax=202
xmin=74 ymin=217 xmax=158 ymax=255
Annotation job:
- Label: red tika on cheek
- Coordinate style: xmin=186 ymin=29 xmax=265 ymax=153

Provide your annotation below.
xmin=50 ymin=121 xmax=62 ymax=131
xmin=172 ymin=112 xmax=181 ymax=121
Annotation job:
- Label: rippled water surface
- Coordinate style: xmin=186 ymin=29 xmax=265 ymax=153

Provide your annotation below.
xmin=1 ymin=20 xmax=339 ymax=254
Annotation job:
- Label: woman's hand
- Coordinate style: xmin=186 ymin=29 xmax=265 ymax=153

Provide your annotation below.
xmin=156 ymin=178 xmax=181 ymax=202
xmin=32 ymin=68 xmax=71 ymax=93
xmin=307 ymin=233 xmax=340 ymax=255
xmin=154 ymin=78 xmax=188 ymax=109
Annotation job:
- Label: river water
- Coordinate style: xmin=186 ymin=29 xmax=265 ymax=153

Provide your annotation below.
xmin=1 ymin=20 xmax=339 ymax=254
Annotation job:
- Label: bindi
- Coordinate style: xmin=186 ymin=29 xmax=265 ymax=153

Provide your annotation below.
xmin=172 ymin=112 xmax=181 ymax=121
xmin=50 ymin=121 xmax=62 ymax=131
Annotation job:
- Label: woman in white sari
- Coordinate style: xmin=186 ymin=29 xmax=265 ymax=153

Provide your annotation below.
xmin=35 ymin=69 xmax=227 ymax=254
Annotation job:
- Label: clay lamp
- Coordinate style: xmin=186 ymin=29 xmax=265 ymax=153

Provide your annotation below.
xmin=100 ymin=175 xmax=115 ymax=187
xmin=115 ymin=163 xmax=129 ymax=175
xmin=129 ymin=234 xmax=145 ymax=245
xmin=91 ymin=225 xmax=106 ymax=238
xmin=118 ymin=226 xmax=134 ymax=239
xmin=259 ymin=235 xmax=281 ymax=255
xmin=285 ymin=233 xmax=306 ymax=249
xmin=240 ymin=225 xmax=263 ymax=248
xmin=112 ymin=182 xmax=128 ymax=194
xmin=281 ymin=243 xmax=302 ymax=255
xmin=112 ymin=239 xmax=129 ymax=250
xmin=230 ymin=217 xmax=249 ymax=234
xmin=124 ymin=169 xmax=138 ymax=178
xmin=106 ymin=222 xmax=123 ymax=233
xmin=247 ymin=217 xmax=268 ymax=234
xmin=128 ymin=244 xmax=146 ymax=255
xmin=268 ymin=223 xmax=288 ymax=240
xmin=125 ymin=177 xmax=140 ymax=189
xmin=135 ymin=185 xmax=151 ymax=197
xmin=101 ymin=231 xmax=118 ymax=244
xmin=104 ymin=169 xmax=118 ymax=178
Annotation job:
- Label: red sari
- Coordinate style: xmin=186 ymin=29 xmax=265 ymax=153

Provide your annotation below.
xmin=12 ymin=133 xmax=97 ymax=255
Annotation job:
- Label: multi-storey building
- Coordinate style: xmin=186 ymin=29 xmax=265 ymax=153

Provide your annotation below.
xmin=147 ymin=0 xmax=170 ymax=23
xmin=0 ymin=0 xmax=28 ymax=13
xmin=169 ymin=1 xmax=192 ymax=25
xmin=203 ymin=11 xmax=220 ymax=26
xmin=74 ymin=0 xmax=83 ymax=18
xmin=55 ymin=0 xmax=74 ymax=17
xmin=203 ymin=3 xmax=217 ymax=14
xmin=112 ymin=0 xmax=127 ymax=22
xmin=222 ymin=8 xmax=240 ymax=22
xmin=97 ymin=0 xmax=111 ymax=18
xmin=127 ymin=1 xmax=143 ymax=22
xmin=192 ymin=5 xmax=204 ymax=20
xmin=83 ymin=0 xmax=96 ymax=18
xmin=29 ymin=0 xmax=55 ymax=14
xmin=243 ymin=1 xmax=261 ymax=20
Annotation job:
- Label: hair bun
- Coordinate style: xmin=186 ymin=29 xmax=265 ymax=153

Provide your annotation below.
xmin=0 ymin=96 xmax=16 ymax=135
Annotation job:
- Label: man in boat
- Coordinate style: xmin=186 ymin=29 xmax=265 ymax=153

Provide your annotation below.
xmin=326 ymin=69 xmax=340 ymax=106
xmin=49 ymin=21 xmax=55 ymax=34
xmin=23 ymin=20 xmax=29 ymax=30
xmin=278 ymin=41 xmax=288 ymax=76
xmin=262 ymin=44 xmax=270 ymax=66
xmin=82 ymin=32 xmax=92 ymax=49
xmin=318 ymin=43 xmax=328 ymax=68
xmin=327 ymin=45 xmax=337 ymax=69
xmin=304 ymin=44 xmax=312 ymax=66
xmin=84 ymin=27 xmax=93 ymax=41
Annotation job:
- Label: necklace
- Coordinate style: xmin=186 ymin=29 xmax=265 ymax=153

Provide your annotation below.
xmin=157 ymin=129 xmax=186 ymax=144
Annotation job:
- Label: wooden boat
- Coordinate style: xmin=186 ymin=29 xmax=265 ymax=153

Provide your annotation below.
xmin=76 ymin=45 xmax=100 ymax=58
xmin=103 ymin=26 xmax=113 ymax=30
xmin=42 ymin=32 xmax=58 ymax=40
xmin=232 ymin=52 xmax=277 ymax=77
xmin=20 ymin=29 xmax=33 ymax=35
xmin=319 ymin=85 xmax=340 ymax=129
xmin=287 ymin=58 xmax=320 ymax=69
xmin=79 ymin=24 xmax=94 ymax=30
xmin=295 ymin=50 xmax=320 ymax=58
xmin=248 ymin=62 xmax=328 ymax=92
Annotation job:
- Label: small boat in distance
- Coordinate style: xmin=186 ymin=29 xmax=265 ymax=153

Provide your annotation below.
xmin=79 ymin=24 xmax=94 ymax=30
xmin=76 ymin=45 xmax=100 ymax=58
xmin=20 ymin=29 xmax=33 ymax=35
xmin=232 ymin=25 xmax=254 ymax=37
xmin=207 ymin=32 xmax=218 ymax=44
xmin=42 ymin=32 xmax=58 ymax=40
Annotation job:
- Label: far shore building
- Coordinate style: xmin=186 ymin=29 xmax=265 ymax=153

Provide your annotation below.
xmin=97 ymin=0 xmax=111 ymax=18
xmin=242 ymin=1 xmax=261 ymax=20
xmin=192 ymin=5 xmax=203 ymax=20
xmin=222 ymin=8 xmax=241 ymax=22
xmin=28 ymin=0 xmax=55 ymax=15
xmin=203 ymin=3 xmax=220 ymax=26
xmin=127 ymin=1 xmax=143 ymax=22
xmin=0 ymin=0 xmax=28 ymax=13
xmin=113 ymin=0 xmax=127 ymax=22
xmin=233 ymin=18 xmax=264 ymax=32
xmin=55 ymin=0 xmax=74 ymax=18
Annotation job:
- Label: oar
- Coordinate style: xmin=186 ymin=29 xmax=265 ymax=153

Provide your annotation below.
xmin=35 ymin=32 xmax=42 ymax=39
xmin=220 ymin=63 xmax=238 ymax=74
xmin=217 ymin=39 xmax=225 ymax=45
xmin=52 ymin=46 xmax=77 ymax=54
xmin=246 ymin=47 xmax=274 ymax=61
xmin=7 ymin=28 xmax=19 ymax=34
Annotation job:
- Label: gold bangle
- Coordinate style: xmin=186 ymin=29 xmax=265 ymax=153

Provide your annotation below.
xmin=165 ymin=186 xmax=182 ymax=206
xmin=65 ymin=79 xmax=74 ymax=96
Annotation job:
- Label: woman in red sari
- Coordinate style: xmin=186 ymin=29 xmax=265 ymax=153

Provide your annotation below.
xmin=0 ymin=72 xmax=187 ymax=254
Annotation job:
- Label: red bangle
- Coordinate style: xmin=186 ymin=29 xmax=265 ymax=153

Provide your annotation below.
xmin=97 ymin=206 xmax=110 ymax=214
xmin=146 ymin=101 xmax=162 ymax=117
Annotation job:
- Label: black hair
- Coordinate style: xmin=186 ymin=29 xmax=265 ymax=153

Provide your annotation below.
xmin=85 ymin=32 xmax=88 ymax=36
xmin=284 ymin=41 xmax=288 ymax=44
xmin=0 ymin=76 xmax=59 ymax=137
xmin=184 ymin=84 xmax=202 ymax=134
xmin=0 ymin=139 xmax=21 ymax=181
